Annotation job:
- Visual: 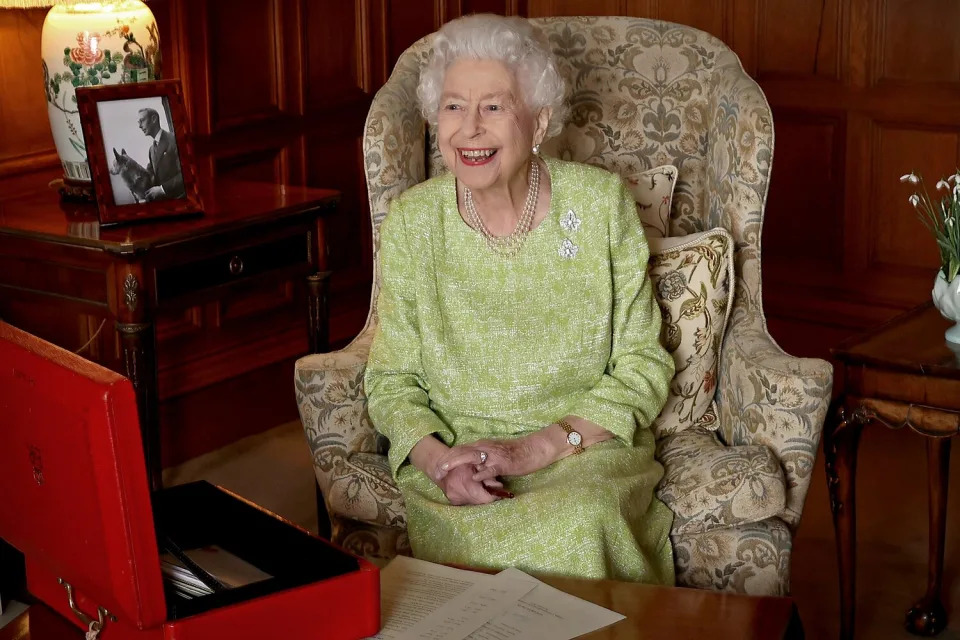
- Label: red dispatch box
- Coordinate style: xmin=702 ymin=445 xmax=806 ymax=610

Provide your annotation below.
xmin=0 ymin=322 xmax=380 ymax=639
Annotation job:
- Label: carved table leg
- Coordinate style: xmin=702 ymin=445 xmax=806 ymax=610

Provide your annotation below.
xmin=116 ymin=321 xmax=160 ymax=492
xmin=824 ymin=401 xmax=866 ymax=640
xmin=905 ymin=436 xmax=952 ymax=636
xmin=307 ymin=271 xmax=332 ymax=354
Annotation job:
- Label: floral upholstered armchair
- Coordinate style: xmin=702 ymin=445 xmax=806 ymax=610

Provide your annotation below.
xmin=295 ymin=17 xmax=833 ymax=596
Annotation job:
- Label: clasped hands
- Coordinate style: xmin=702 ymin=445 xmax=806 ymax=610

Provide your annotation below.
xmin=416 ymin=433 xmax=554 ymax=506
xmin=409 ymin=418 xmax=610 ymax=506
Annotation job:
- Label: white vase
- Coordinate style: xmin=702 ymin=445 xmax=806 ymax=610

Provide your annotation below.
xmin=41 ymin=1 xmax=160 ymax=188
xmin=932 ymin=271 xmax=960 ymax=343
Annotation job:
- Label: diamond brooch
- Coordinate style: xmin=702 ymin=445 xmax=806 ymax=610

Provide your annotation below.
xmin=559 ymin=238 xmax=579 ymax=259
xmin=560 ymin=209 xmax=581 ymax=232
xmin=559 ymin=209 xmax=581 ymax=258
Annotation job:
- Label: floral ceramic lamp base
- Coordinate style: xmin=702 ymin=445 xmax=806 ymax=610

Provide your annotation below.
xmin=41 ymin=1 xmax=160 ymax=195
xmin=932 ymin=273 xmax=960 ymax=344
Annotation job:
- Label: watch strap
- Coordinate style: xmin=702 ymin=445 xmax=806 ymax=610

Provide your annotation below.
xmin=558 ymin=418 xmax=585 ymax=455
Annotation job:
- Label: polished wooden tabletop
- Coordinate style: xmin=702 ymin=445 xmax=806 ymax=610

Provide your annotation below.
xmin=1 ymin=578 xmax=799 ymax=640
xmin=0 ymin=174 xmax=339 ymax=255
xmin=539 ymin=574 xmax=799 ymax=639
xmin=832 ymin=302 xmax=960 ymax=379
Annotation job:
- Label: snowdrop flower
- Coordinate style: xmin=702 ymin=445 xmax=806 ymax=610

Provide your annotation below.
xmin=949 ymin=174 xmax=960 ymax=184
xmin=908 ymin=194 xmax=920 ymax=207
xmin=937 ymin=180 xmax=951 ymax=191
xmin=900 ymin=173 xmax=920 ymax=184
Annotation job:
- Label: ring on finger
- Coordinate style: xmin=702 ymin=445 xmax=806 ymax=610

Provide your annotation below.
xmin=478 ymin=451 xmax=488 ymax=465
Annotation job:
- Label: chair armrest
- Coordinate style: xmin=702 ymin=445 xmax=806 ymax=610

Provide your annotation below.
xmin=327 ymin=452 xmax=406 ymax=530
xmin=295 ymin=328 xmax=379 ymax=495
xmin=715 ymin=319 xmax=833 ymax=528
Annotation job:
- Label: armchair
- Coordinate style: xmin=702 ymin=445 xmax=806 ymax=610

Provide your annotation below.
xmin=295 ymin=16 xmax=833 ymax=596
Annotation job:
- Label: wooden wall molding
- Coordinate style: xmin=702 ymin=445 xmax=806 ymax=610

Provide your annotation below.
xmin=872 ymin=0 xmax=960 ymax=87
xmin=755 ymin=0 xmax=842 ymax=80
xmin=0 ymin=8 xmax=57 ymax=177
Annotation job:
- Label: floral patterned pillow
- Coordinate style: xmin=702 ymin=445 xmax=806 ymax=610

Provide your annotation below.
xmin=625 ymin=165 xmax=677 ymax=238
xmin=647 ymin=228 xmax=735 ymax=439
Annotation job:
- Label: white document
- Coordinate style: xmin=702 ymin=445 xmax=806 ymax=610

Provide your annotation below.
xmin=371 ymin=555 xmax=534 ymax=640
xmin=368 ymin=556 xmax=625 ymax=640
xmin=465 ymin=568 xmax=625 ymax=640
xmin=402 ymin=570 xmax=536 ymax=640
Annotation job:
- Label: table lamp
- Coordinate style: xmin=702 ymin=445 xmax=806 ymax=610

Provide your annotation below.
xmin=0 ymin=0 xmax=160 ymax=200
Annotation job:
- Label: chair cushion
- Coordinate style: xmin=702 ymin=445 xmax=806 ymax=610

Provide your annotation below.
xmin=648 ymin=228 xmax=735 ymax=438
xmin=326 ymin=451 xmax=407 ymax=530
xmin=624 ymin=165 xmax=677 ymax=238
xmin=671 ymin=517 xmax=791 ymax=596
xmin=656 ymin=421 xmax=786 ymax=536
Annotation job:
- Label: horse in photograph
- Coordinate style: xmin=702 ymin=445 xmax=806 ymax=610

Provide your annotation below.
xmin=110 ymin=148 xmax=153 ymax=203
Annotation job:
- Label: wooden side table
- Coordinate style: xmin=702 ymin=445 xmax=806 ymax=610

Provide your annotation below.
xmin=826 ymin=302 xmax=960 ymax=639
xmin=0 ymin=179 xmax=338 ymax=491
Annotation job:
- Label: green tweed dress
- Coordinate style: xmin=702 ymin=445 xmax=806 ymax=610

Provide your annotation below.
xmin=364 ymin=157 xmax=676 ymax=584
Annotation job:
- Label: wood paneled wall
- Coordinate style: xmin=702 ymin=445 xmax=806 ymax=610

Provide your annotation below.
xmin=2 ymin=0 xmax=958 ymax=359
xmin=0 ymin=9 xmax=57 ymax=176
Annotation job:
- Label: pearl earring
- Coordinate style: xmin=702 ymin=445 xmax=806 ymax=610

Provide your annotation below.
xmin=532 ymin=143 xmax=540 ymax=155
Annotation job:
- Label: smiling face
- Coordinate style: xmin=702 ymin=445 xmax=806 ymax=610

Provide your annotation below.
xmin=437 ymin=58 xmax=547 ymax=194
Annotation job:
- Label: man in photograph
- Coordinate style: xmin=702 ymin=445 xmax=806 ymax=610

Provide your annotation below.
xmin=138 ymin=107 xmax=186 ymax=201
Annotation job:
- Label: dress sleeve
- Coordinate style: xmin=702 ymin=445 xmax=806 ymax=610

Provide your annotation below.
xmin=567 ymin=179 xmax=675 ymax=445
xmin=364 ymin=195 xmax=455 ymax=478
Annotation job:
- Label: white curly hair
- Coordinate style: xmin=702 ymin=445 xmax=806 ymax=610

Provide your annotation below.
xmin=417 ymin=14 xmax=568 ymax=139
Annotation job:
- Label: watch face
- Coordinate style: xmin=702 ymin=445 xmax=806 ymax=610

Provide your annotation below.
xmin=567 ymin=430 xmax=582 ymax=447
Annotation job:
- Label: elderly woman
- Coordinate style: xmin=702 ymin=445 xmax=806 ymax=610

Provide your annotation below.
xmin=364 ymin=14 xmax=675 ymax=584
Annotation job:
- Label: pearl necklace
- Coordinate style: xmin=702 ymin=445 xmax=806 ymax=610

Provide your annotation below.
xmin=463 ymin=160 xmax=540 ymax=257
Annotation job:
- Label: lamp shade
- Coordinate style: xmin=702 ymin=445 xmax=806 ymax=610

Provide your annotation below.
xmin=0 ymin=1 xmax=76 ymax=7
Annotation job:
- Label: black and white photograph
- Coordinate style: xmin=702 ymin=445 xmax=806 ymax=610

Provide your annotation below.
xmin=97 ymin=95 xmax=186 ymax=205
xmin=76 ymin=79 xmax=202 ymax=225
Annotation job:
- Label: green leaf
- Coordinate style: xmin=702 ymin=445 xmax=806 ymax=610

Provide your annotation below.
xmin=63 ymin=47 xmax=71 ymax=55
xmin=678 ymin=285 xmax=707 ymax=319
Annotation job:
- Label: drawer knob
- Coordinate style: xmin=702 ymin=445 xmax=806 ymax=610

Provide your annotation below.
xmin=228 ymin=256 xmax=244 ymax=275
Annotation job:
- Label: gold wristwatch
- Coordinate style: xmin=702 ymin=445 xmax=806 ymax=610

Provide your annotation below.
xmin=558 ymin=419 xmax=584 ymax=455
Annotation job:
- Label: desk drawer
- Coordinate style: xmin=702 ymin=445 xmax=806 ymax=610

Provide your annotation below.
xmin=155 ymin=234 xmax=308 ymax=302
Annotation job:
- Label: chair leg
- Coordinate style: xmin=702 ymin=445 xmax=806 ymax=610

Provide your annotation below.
xmin=315 ymin=479 xmax=332 ymax=541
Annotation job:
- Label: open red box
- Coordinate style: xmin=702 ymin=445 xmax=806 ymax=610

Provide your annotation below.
xmin=0 ymin=322 xmax=379 ymax=639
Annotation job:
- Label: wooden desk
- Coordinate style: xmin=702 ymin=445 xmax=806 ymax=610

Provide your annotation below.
xmin=0 ymin=180 xmax=338 ymax=490
xmin=825 ymin=303 xmax=959 ymax=639
xmin=0 ymin=580 xmax=800 ymax=640
xmin=540 ymin=575 xmax=800 ymax=639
